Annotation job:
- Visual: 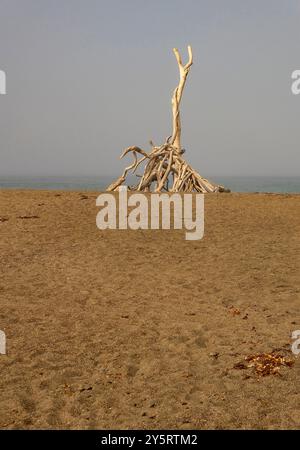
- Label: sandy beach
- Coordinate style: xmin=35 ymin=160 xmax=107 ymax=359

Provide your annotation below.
xmin=0 ymin=190 xmax=299 ymax=429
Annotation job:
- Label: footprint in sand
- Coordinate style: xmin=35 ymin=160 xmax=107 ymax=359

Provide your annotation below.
xmin=127 ymin=365 xmax=139 ymax=377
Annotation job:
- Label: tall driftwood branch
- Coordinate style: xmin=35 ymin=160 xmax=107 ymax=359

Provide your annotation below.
xmin=106 ymin=46 xmax=229 ymax=194
xmin=171 ymin=45 xmax=193 ymax=151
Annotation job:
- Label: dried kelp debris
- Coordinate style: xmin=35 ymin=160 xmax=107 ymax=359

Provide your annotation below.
xmin=18 ymin=215 xmax=39 ymax=219
xmin=234 ymin=351 xmax=295 ymax=377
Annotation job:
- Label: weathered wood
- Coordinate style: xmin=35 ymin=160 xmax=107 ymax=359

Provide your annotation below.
xmin=106 ymin=46 xmax=229 ymax=194
xmin=171 ymin=45 xmax=193 ymax=151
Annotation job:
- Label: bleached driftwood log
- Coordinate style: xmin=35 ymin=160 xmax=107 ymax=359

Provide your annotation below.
xmin=107 ymin=46 xmax=229 ymax=193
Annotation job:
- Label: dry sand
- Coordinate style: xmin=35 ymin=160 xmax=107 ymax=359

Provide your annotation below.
xmin=0 ymin=190 xmax=299 ymax=429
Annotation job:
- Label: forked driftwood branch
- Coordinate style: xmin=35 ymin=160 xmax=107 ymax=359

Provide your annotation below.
xmin=107 ymin=46 xmax=229 ymax=193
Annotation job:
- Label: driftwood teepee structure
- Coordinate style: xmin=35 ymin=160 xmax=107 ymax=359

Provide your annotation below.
xmin=107 ymin=46 xmax=228 ymax=193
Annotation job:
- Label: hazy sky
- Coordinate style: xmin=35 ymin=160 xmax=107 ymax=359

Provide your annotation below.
xmin=0 ymin=0 xmax=300 ymax=176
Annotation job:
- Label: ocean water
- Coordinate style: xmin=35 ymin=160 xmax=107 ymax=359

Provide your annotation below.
xmin=0 ymin=175 xmax=299 ymax=193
